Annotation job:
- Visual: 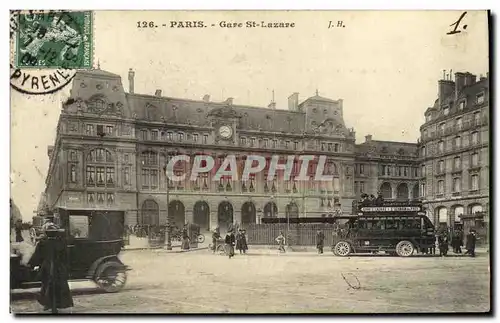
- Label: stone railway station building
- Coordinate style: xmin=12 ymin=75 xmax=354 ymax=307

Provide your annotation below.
xmin=41 ymin=68 xmax=488 ymax=233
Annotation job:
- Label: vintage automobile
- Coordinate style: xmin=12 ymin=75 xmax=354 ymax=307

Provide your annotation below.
xmin=11 ymin=208 xmax=130 ymax=293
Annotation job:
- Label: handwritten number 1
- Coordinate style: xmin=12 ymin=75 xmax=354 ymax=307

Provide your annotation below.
xmin=447 ymin=11 xmax=467 ymax=35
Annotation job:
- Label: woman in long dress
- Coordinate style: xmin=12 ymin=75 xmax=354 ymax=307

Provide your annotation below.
xmin=181 ymin=227 xmax=190 ymax=250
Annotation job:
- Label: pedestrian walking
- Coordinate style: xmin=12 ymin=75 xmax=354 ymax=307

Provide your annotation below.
xmin=28 ymin=225 xmax=73 ymax=312
xmin=225 ymin=229 xmax=236 ymax=258
xmin=236 ymin=229 xmax=248 ymax=254
xmin=465 ymin=229 xmax=477 ymax=257
xmin=181 ymin=226 xmax=190 ymax=250
xmin=451 ymin=231 xmax=463 ymax=254
xmin=438 ymin=233 xmax=449 ymax=257
xmin=211 ymin=227 xmax=221 ymax=253
xmin=276 ymin=232 xmax=286 ymax=253
xmin=316 ymin=230 xmax=325 ymax=254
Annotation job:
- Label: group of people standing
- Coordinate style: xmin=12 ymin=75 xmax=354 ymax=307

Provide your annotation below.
xmin=212 ymin=227 xmax=248 ymax=258
xmin=436 ymin=228 xmax=478 ymax=257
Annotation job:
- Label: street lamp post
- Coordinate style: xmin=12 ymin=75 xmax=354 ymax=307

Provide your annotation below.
xmin=166 ymin=179 xmax=172 ymax=250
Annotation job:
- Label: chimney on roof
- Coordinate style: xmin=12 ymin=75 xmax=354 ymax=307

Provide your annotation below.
xmin=155 ymin=89 xmax=162 ymax=97
xmin=128 ymin=68 xmax=135 ymax=94
xmin=288 ymin=92 xmax=299 ymax=111
xmin=454 ymin=72 xmax=466 ymax=98
xmin=438 ymin=73 xmax=454 ymax=107
xmin=464 ymin=72 xmax=476 ymax=86
xmin=365 ymin=134 xmax=372 ymax=143
xmin=203 ymin=94 xmax=210 ymax=102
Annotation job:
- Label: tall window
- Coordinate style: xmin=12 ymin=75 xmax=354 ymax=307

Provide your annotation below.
xmin=321 ymin=143 xmax=326 ymax=151
xmin=334 ymin=143 xmax=339 ymax=152
xmin=443 ymin=107 xmax=449 ymax=116
xmin=359 ymin=164 xmax=365 ymax=175
xmin=471 ymin=131 xmax=479 ymax=145
xmin=167 ymin=132 xmax=174 ymax=141
xmin=140 ymin=130 xmax=148 ymax=140
xmin=439 ymin=123 xmax=445 ymax=133
xmin=193 ymin=134 xmax=199 ymax=142
xmin=456 ymin=117 xmax=462 ymax=129
xmin=454 ymin=136 xmax=461 ymax=149
xmin=452 ymin=177 xmax=461 ymax=193
xmin=203 ymin=134 xmax=208 ymax=144
xmin=421 ymin=146 xmax=426 ymax=157
xmin=438 ymin=141 xmax=444 ymax=153
xmin=470 ymin=174 xmax=479 ymax=191
xmin=437 ymin=180 xmax=444 ymax=195
xmin=240 ymin=137 xmax=247 ymax=146
xmin=178 ymin=133 xmax=184 ymax=141
xmin=69 ymin=165 xmax=77 ymax=183
xmin=151 ymin=130 xmax=158 ymax=140
xmin=286 ymin=141 xmax=290 ymax=149
xmin=420 ymin=183 xmax=426 ymax=197
xmin=471 ymin=152 xmax=479 ymax=167
xmin=459 ymin=101 xmax=465 ymax=110
xmin=141 ymin=151 xmax=158 ymax=189
xmin=454 ymin=156 xmax=461 ymax=170
xmin=272 ymin=139 xmax=277 ymax=148
xmin=438 ymin=160 xmax=445 ymax=173
xmin=251 ymin=138 xmax=256 ymax=147
xmin=86 ymin=124 xmax=94 ymax=135
xmin=263 ymin=139 xmax=269 ymax=148
xmin=421 ymin=165 xmax=426 ymax=177
xmin=123 ymin=167 xmax=130 ymax=185
xmin=86 ymin=149 xmax=114 ymax=187
xmin=294 ymin=141 xmax=298 ymax=150
xmin=106 ymin=126 xmax=114 ymax=135
xmin=474 ymin=112 xmax=481 ymax=124
xmin=476 ymin=93 xmax=484 ymax=104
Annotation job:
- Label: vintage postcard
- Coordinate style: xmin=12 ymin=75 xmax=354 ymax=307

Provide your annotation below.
xmin=10 ymin=10 xmax=490 ymax=314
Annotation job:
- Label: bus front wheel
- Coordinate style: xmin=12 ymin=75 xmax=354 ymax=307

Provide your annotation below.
xmin=395 ymin=240 xmax=414 ymax=257
xmin=334 ymin=241 xmax=351 ymax=257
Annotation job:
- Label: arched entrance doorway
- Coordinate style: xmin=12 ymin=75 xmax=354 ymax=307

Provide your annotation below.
xmin=263 ymin=202 xmax=278 ymax=218
xmin=380 ymin=182 xmax=392 ymax=199
xmin=241 ymin=202 xmax=256 ymax=225
xmin=140 ymin=199 xmax=159 ymax=226
xmin=168 ymin=200 xmax=185 ymax=230
xmin=286 ymin=203 xmax=299 ymax=218
xmin=217 ymin=201 xmax=234 ymax=232
xmin=193 ymin=201 xmax=210 ymax=231
xmin=396 ymin=183 xmax=409 ymax=200
xmin=452 ymin=205 xmax=464 ymax=231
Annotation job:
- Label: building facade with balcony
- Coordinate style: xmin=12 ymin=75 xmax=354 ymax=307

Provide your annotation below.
xmin=418 ymin=72 xmax=489 ymax=235
xmin=44 ymin=68 xmax=370 ymax=232
xmin=354 ymin=135 xmax=419 ymax=201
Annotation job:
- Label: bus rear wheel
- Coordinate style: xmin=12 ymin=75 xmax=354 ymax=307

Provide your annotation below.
xmin=334 ymin=241 xmax=351 ymax=257
xmin=395 ymin=240 xmax=414 ymax=257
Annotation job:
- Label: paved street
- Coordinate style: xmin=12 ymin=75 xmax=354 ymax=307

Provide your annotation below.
xmin=11 ymin=249 xmax=490 ymax=314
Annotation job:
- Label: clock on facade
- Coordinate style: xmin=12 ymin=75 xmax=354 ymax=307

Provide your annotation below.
xmin=218 ymin=125 xmax=233 ymax=139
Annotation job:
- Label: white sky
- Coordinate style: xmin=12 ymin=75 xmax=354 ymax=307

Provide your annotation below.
xmin=10 ymin=10 xmax=489 ymax=220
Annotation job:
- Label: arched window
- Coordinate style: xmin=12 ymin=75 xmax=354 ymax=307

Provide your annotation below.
xmin=141 ymin=151 xmax=159 ymax=190
xmin=437 ymin=207 xmax=448 ymax=225
xmin=87 ymin=95 xmax=108 ymax=113
xmin=470 ymin=204 xmax=483 ymax=214
xmin=86 ymin=148 xmax=114 ymax=188
xmin=140 ymin=199 xmax=159 ymax=226
xmin=380 ymin=182 xmax=392 ymax=199
xmin=453 ymin=206 xmax=464 ymax=222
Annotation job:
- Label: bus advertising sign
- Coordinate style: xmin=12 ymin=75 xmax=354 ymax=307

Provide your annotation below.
xmin=360 ymin=206 xmax=421 ymax=212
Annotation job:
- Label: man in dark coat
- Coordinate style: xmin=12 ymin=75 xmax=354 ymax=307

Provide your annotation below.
xmin=451 ymin=231 xmax=463 ymax=254
xmin=235 ymin=229 xmax=248 ymax=254
xmin=465 ymin=229 xmax=477 ymax=257
xmin=316 ymin=230 xmax=325 ymax=254
xmin=225 ymin=229 xmax=236 ymax=259
xmin=28 ymin=228 xmax=73 ymax=312
xmin=438 ymin=233 xmax=449 ymax=256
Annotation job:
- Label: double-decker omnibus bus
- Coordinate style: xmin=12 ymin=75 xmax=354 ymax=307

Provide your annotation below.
xmin=331 ymin=200 xmax=435 ymax=257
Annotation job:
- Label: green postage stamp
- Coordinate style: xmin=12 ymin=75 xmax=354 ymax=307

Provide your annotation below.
xmin=15 ymin=10 xmax=93 ymax=69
